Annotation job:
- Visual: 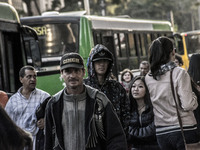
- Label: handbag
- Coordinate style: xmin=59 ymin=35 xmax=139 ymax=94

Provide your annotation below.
xmin=170 ymin=69 xmax=200 ymax=150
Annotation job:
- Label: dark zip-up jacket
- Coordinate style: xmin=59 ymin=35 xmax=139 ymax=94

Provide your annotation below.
xmin=84 ymin=44 xmax=130 ymax=135
xmin=44 ymin=85 xmax=127 ymax=150
xmin=128 ymin=105 xmax=158 ymax=147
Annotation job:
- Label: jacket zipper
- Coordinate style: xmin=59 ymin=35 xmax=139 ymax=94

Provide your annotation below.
xmin=86 ymin=100 xmax=97 ymax=147
xmin=51 ymin=103 xmax=64 ymax=150
xmin=75 ymin=98 xmax=78 ymax=149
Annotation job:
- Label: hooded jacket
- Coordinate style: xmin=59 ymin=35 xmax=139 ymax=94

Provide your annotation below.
xmin=44 ymin=85 xmax=127 ymax=150
xmin=84 ymin=44 xmax=130 ymax=134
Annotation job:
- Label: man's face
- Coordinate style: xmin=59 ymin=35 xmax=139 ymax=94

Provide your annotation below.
xmin=20 ymin=69 xmax=37 ymax=91
xmin=140 ymin=64 xmax=149 ymax=76
xmin=61 ymin=67 xmax=85 ymax=91
xmin=94 ymin=60 xmax=109 ymax=76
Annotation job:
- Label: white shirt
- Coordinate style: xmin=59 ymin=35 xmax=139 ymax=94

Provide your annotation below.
xmin=5 ymin=87 xmax=50 ymax=150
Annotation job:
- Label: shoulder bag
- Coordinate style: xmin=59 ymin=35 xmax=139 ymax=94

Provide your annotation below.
xmin=170 ymin=69 xmax=200 ymax=150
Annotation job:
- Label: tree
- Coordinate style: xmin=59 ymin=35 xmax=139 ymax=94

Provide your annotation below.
xmin=60 ymin=0 xmax=84 ymax=12
xmin=22 ymin=0 xmax=33 ymax=16
xmin=113 ymin=0 xmax=199 ymax=32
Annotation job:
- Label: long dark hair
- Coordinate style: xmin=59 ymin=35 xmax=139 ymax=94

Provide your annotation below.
xmin=129 ymin=76 xmax=152 ymax=113
xmin=0 ymin=106 xmax=32 ymax=150
xmin=149 ymin=36 xmax=174 ymax=80
xmin=188 ymin=53 xmax=200 ymax=86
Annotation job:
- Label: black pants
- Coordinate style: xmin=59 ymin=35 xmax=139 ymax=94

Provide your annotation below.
xmin=35 ymin=129 xmax=44 ymax=150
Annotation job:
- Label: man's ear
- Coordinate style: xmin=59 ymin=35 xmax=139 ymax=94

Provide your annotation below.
xmin=60 ymin=70 xmax=63 ymax=78
xmin=19 ymin=77 xmax=23 ymax=83
xmin=83 ymin=69 xmax=85 ymax=76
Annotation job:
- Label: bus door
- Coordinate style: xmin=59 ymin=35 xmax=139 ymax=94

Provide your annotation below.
xmin=0 ymin=23 xmax=24 ymax=93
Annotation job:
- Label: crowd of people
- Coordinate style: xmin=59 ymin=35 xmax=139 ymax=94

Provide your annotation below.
xmin=0 ymin=36 xmax=200 ymax=150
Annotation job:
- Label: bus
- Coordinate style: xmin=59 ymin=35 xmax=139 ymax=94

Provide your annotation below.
xmin=0 ymin=2 xmax=41 ymax=95
xmin=20 ymin=12 xmax=174 ymax=95
xmin=174 ymin=30 xmax=200 ymax=70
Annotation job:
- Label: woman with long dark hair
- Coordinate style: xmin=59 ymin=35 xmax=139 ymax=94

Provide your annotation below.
xmin=0 ymin=105 xmax=32 ymax=150
xmin=145 ymin=36 xmax=199 ymax=150
xmin=127 ymin=76 xmax=160 ymax=150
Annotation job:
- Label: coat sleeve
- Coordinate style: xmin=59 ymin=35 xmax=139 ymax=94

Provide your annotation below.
xmin=44 ymin=100 xmax=53 ymax=150
xmin=176 ymin=69 xmax=198 ymax=111
xmin=128 ymin=121 xmax=156 ymax=141
xmin=103 ymin=100 xmax=128 ymax=150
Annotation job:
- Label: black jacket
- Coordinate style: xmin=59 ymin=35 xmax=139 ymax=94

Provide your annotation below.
xmin=84 ymin=44 xmax=130 ymax=134
xmin=44 ymin=85 xmax=127 ymax=150
xmin=127 ymin=105 xmax=158 ymax=147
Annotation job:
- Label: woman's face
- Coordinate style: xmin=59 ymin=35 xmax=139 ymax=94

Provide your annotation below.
xmin=131 ymin=79 xmax=146 ymax=100
xmin=174 ymin=58 xmax=181 ymax=67
xmin=123 ymin=72 xmax=132 ymax=82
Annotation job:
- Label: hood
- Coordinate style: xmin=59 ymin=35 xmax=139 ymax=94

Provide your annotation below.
xmin=87 ymin=44 xmax=114 ymax=80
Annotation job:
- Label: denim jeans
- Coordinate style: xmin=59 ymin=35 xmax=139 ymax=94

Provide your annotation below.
xmin=156 ymin=130 xmax=199 ymax=150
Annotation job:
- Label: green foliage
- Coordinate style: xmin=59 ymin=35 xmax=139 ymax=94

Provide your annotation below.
xmin=113 ymin=0 xmax=199 ymax=32
xmin=60 ymin=0 xmax=84 ymax=12
xmin=42 ymin=0 xmax=199 ymax=32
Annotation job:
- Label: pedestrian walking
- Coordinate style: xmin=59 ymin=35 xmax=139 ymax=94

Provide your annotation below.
xmin=44 ymin=52 xmax=127 ymax=150
xmin=5 ymin=65 xmax=50 ymax=150
xmin=145 ymin=36 xmax=199 ymax=150
xmin=84 ymin=44 xmax=130 ymax=136
xmin=127 ymin=76 xmax=160 ymax=150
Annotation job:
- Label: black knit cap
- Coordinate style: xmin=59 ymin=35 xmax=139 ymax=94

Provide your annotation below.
xmin=60 ymin=53 xmax=84 ymax=70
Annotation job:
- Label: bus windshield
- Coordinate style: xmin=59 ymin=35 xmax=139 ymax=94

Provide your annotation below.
xmin=32 ymin=23 xmax=79 ymax=57
xmin=184 ymin=34 xmax=200 ymax=56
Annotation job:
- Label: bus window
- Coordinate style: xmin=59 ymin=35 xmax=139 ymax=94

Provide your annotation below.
xmin=114 ymin=33 xmax=120 ymax=57
xmin=138 ymin=34 xmax=147 ymax=57
xmin=146 ymin=33 xmax=152 ymax=49
xmin=93 ymin=32 xmax=102 ymax=44
xmin=129 ymin=33 xmax=136 ymax=56
xmin=21 ymin=26 xmax=42 ymax=68
xmin=114 ymin=33 xmax=128 ymax=72
xmin=33 ymin=23 xmax=78 ymax=58
xmin=129 ymin=33 xmax=139 ymax=69
xmin=174 ymin=34 xmax=184 ymax=55
xmin=185 ymin=34 xmax=200 ymax=55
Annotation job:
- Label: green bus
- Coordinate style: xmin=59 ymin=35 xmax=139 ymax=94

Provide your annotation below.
xmin=21 ymin=12 xmax=174 ymax=95
xmin=0 ymin=2 xmax=41 ymax=95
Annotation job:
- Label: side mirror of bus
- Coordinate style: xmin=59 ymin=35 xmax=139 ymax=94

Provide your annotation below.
xmin=20 ymin=25 xmax=42 ymax=68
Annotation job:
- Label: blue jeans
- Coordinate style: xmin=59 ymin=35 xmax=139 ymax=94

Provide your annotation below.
xmin=156 ymin=130 xmax=199 ymax=150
